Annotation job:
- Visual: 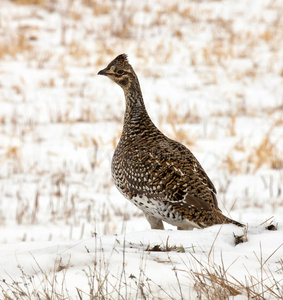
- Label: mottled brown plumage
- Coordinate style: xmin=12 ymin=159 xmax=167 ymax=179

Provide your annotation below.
xmin=98 ymin=54 xmax=244 ymax=230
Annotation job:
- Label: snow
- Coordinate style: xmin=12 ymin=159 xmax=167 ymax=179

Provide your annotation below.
xmin=0 ymin=0 xmax=283 ymax=298
xmin=0 ymin=225 xmax=282 ymax=299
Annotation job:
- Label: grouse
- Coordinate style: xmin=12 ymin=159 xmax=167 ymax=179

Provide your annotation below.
xmin=98 ymin=54 xmax=244 ymax=230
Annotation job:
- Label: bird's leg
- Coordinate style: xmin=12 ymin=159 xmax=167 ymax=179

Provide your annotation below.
xmin=145 ymin=214 xmax=164 ymax=230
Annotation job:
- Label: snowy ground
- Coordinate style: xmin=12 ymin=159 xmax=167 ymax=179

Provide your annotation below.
xmin=0 ymin=225 xmax=282 ymax=299
xmin=0 ymin=0 xmax=283 ymax=299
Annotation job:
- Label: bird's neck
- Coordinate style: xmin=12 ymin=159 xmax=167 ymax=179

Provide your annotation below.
xmin=121 ymin=80 xmax=154 ymax=134
xmin=123 ymin=81 xmax=149 ymax=122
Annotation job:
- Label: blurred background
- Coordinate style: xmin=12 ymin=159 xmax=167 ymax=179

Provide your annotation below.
xmin=0 ymin=0 xmax=282 ymax=242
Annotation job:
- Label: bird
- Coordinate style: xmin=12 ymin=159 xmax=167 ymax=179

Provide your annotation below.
xmin=98 ymin=54 xmax=244 ymax=230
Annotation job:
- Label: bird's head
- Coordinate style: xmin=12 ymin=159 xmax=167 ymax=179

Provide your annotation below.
xmin=98 ymin=54 xmax=137 ymax=90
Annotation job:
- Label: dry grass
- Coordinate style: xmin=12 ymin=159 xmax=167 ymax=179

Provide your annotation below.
xmin=12 ymin=0 xmax=48 ymax=5
xmin=229 ymin=115 xmax=236 ymax=137
xmin=92 ymin=3 xmax=111 ymax=16
xmin=222 ymin=153 xmax=242 ymax=175
xmin=146 ymin=236 xmax=186 ymax=253
xmin=39 ymin=77 xmax=55 ymax=88
xmin=1 ymin=234 xmax=282 ymax=299
xmin=248 ymin=133 xmax=283 ymax=171
xmin=189 ymin=228 xmax=283 ymax=300
xmin=158 ymin=102 xmax=200 ymax=146
xmin=0 ymin=33 xmax=32 ymax=59
xmin=222 ymin=126 xmax=283 ymax=174
xmin=166 ymin=103 xmax=200 ymax=125
xmin=0 ymin=255 xmax=71 ymax=300
xmin=67 ymin=42 xmax=90 ymax=60
xmin=170 ymin=123 xmax=196 ymax=147
xmin=190 ymin=257 xmax=242 ymax=299
xmin=0 ymin=237 xmax=186 ymax=299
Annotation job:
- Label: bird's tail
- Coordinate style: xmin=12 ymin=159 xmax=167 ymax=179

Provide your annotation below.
xmin=215 ymin=210 xmax=245 ymax=227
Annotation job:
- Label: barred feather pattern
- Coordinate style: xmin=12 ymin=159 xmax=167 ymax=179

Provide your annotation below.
xmin=98 ymin=54 xmax=244 ymax=230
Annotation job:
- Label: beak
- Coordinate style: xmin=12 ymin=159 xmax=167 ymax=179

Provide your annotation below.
xmin=98 ymin=68 xmax=107 ymax=76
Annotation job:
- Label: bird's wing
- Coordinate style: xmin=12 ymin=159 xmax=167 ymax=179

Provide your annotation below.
xmin=121 ymin=138 xmax=219 ymax=210
xmin=165 ymin=138 xmax=219 ymax=209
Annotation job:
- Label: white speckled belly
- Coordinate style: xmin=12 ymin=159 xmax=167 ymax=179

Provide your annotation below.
xmin=127 ymin=192 xmax=201 ymax=229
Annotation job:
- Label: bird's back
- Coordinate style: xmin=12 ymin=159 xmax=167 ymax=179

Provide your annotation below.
xmin=111 ymin=111 xmax=219 ymax=212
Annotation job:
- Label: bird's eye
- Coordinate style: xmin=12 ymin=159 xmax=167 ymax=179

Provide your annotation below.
xmin=117 ymin=70 xmax=125 ymax=75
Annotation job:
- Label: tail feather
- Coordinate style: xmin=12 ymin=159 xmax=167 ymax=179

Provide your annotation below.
xmin=215 ymin=210 xmax=245 ymax=227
